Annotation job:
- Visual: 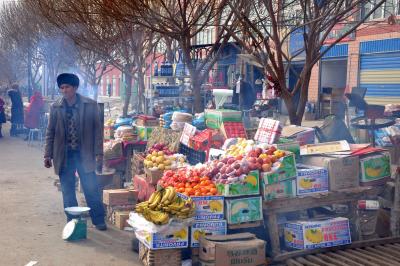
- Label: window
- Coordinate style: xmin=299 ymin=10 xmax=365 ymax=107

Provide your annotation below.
xmin=363 ymin=0 xmax=399 ymax=21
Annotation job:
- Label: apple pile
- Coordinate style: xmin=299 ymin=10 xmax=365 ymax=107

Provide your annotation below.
xmin=206 ymin=146 xmax=287 ymax=184
xmin=147 ymin=143 xmax=174 ymax=156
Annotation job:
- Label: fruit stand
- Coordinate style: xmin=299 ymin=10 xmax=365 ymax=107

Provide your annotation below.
xmin=101 ymin=108 xmax=400 ymax=266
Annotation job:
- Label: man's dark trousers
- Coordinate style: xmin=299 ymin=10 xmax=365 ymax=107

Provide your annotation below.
xmin=59 ymin=150 xmax=105 ymax=225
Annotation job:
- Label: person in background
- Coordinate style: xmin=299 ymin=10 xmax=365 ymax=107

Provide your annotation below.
xmin=24 ymin=90 xmax=45 ymax=132
xmin=0 ymin=95 xmax=6 ymax=138
xmin=232 ymin=73 xmax=257 ymax=111
xmin=7 ymin=84 xmax=24 ymax=136
xmin=44 ymin=73 xmax=106 ymax=231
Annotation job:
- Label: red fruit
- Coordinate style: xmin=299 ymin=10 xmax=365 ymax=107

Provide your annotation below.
xmin=220 ymin=166 xmax=227 ymax=174
xmin=270 ymin=146 xmax=277 ymax=152
xmin=234 ymin=169 xmax=243 ymax=176
xmin=227 ymin=158 xmax=236 ymax=165
xmin=255 ymin=163 xmax=262 ymax=170
xmin=255 ymin=147 xmax=263 ymax=156
xmin=226 ymin=166 xmax=234 ymax=174
xmin=263 ymin=158 xmax=272 ymax=164
xmin=233 ymin=163 xmax=240 ymax=170
xmin=235 ymin=155 xmax=243 ymax=161
xmin=242 ymin=166 xmax=250 ymax=175
xmin=248 ymin=157 xmax=257 ymax=164
xmin=257 ymin=158 xmax=264 ymax=165
xmin=217 ymin=162 xmax=224 ymax=169
xmin=262 ymin=163 xmax=271 ymax=172
xmin=249 ymin=163 xmax=257 ymax=171
xmin=221 ymin=157 xmax=229 ymax=164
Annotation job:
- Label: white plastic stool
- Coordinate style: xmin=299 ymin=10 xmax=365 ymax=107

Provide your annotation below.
xmin=28 ymin=128 xmax=43 ymax=147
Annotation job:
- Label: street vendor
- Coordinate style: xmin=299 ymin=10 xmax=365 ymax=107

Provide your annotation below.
xmin=44 ymin=73 xmax=106 ymax=231
xmin=232 ymin=73 xmax=257 ymax=111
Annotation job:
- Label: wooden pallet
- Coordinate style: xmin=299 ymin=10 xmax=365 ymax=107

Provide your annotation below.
xmin=278 ymin=237 xmax=400 ymax=266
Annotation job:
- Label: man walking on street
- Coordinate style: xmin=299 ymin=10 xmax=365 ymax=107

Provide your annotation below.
xmin=44 ymin=73 xmax=107 ymax=230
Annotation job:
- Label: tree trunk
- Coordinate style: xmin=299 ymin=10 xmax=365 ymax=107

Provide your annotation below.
xmin=192 ymin=76 xmax=202 ymax=113
xmin=27 ymin=50 xmax=33 ymax=99
xmin=123 ymin=70 xmax=133 ymax=117
xmin=137 ymin=71 xmax=146 ymax=113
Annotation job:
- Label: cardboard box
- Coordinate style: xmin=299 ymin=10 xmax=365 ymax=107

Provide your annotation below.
xmin=190 ymin=220 xmax=227 ymax=248
xmin=144 ymin=167 xmax=164 ymax=185
xmin=139 ymin=241 xmax=182 ymax=266
xmin=103 ymin=189 xmax=138 ymax=206
xmin=300 ymin=140 xmax=350 ymax=156
xmin=199 ymin=233 xmax=265 ymax=266
xmin=262 ymin=179 xmax=296 ymax=201
xmin=192 ymin=196 xmax=225 ymax=220
xmin=106 ymin=205 xmax=135 ymax=224
xmin=284 ymin=217 xmax=351 ymax=250
xmin=216 ymin=171 xmax=260 ymax=197
xmin=296 ymin=164 xmax=329 ymax=196
xmin=275 ymin=138 xmax=300 ymax=159
xmin=360 ymin=151 xmax=391 ymax=186
xmin=281 ymin=126 xmax=315 ymax=145
xmin=261 ymin=153 xmax=297 ymax=185
xmin=302 ymin=155 xmax=359 ymax=191
xmin=225 ymin=197 xmax=263 ymax=225
xmin=135 ymin=226 xmax=189 ymax=250
xmin=114 ymin=210 xmax=131 ymax=230
xmin=205 ymin=109 xmax=242 ymax=129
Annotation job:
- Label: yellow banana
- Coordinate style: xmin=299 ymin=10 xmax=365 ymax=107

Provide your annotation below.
xmin=167 ymin=187 xmax=176 ymax=201
xmin=160 ymin=188 xmax=170 ymax=204
xmin=149 ymin=192 xmax=161 ymax=209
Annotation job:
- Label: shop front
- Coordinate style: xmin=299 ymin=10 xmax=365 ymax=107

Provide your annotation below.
xmin=359 ymin=38 xmax=400 ymax=105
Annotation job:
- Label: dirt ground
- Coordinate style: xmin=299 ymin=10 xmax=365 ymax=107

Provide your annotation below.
xmin=0 ymin=124 xmax=141 ymax=266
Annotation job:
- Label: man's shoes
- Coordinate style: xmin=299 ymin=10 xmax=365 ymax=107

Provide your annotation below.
xmin=95 ymin=223 xmax=107 ymax=231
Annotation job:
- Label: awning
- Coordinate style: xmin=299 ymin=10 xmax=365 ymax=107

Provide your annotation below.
xmin=237 ymin=54 xmax=264 ymax=68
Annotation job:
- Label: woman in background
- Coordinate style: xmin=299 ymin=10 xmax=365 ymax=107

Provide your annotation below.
xmin=24 ymin=90 xmax=44 ymax=130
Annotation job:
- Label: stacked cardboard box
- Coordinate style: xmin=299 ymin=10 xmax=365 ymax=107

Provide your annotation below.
xmin=188 ymin=194 xmax=227 ymax=248
xmin=102 ymin=188 xmax=138 ymax=229
xmin=199 ymin=233 xmax=266 ymax=266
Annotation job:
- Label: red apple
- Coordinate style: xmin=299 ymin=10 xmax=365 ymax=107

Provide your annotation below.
xmin=227 ymin=158 xmax=236 ymax=165
xmin=233 ymin=163 xmax=240 ymax=170
xmin=262 ymin=163 xmax=272 ymax=172
xmin=257 ymin=158 xmax=264 ymax=165
xmin=234 ymin=169 xmax=243 ymax=176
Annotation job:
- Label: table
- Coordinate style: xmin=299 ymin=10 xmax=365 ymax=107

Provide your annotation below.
xmin=264 ymin=186 xmax=377 ymax=259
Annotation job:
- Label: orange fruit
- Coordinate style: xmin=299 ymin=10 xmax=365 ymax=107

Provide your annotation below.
xmin=210 ymin=188 xmax=217 ymax=194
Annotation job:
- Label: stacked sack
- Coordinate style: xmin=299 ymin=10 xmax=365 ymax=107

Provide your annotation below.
xmin=170 ymin=112 xmax=193 ymax=131
xmin=114 ymin=125 xmax=137 ymax=142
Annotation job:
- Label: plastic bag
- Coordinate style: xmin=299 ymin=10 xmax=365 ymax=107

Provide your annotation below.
xmin=127 ymin=212 xmax=194 ymax=235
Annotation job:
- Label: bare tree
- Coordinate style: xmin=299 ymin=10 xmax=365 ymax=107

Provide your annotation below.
xmin=225 ymin=0 xmax=385 ymax=125
xmin=30 ymin=0 xmax=160 ymax=116
xmin=108 ymin=0 xmax=236 ymax=113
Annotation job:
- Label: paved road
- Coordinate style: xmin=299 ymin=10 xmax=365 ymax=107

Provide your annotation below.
xmin=0 ymin=125 xmax=140 ymax=266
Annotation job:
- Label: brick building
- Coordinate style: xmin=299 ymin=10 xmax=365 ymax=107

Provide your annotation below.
xmin=306 ymin=15 xmax=400 ymax=106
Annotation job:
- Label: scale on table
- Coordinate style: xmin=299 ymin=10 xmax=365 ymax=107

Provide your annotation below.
xmin=62 ymin=207 xmax=90 ymax=241
xmin=212 ymin=89 xmax=233 ymax=109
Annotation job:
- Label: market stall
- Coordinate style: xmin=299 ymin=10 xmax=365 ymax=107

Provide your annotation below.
xmin=99 ymin=102 xmax=400 ymax=265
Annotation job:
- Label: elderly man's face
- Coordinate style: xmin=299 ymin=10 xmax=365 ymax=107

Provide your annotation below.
xmin=59 ymin=84 xmax=77 ymax=101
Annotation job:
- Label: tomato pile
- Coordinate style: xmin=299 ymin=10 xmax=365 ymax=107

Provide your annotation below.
xmin=158 ymin=169 xmax=218 ymax=196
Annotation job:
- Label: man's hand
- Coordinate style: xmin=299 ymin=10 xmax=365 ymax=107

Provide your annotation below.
xmin=44 ymin=157 xmax=52 ymax=168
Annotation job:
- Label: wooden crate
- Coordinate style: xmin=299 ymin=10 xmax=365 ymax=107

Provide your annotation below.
xmin=139 ymin=242 xmax=182 ymax=266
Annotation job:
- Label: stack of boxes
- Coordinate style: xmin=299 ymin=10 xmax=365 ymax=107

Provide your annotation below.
xmin=102 ymin=188 xmax=138 ymax=229
xmin=218 ymin=171 xmax=263 ymax=228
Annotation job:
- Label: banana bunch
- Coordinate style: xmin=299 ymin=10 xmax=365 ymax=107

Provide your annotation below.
xmin=135 ymin=187 xmax=196 ymax=225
